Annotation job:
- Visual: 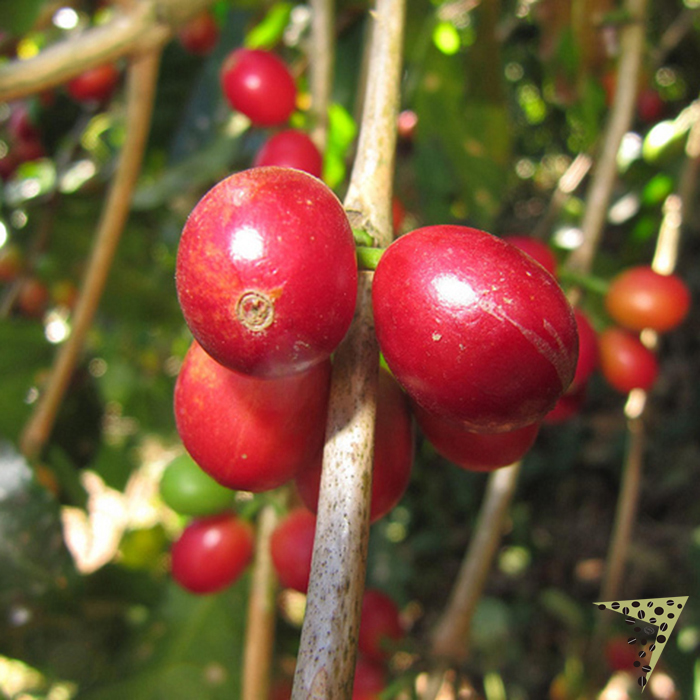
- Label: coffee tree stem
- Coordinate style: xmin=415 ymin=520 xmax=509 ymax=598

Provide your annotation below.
xmin=308 ymin=0 xmax=334 ymax=152
xmin=566 ymin=0 xmax=648 ymax=276
xmin=600 ymin=192 xmax=687 ymax=604
xmin=242 ymin=504 xmax=279 ymax=700
xmin=19 ymin=49 xmax=162 ymax=461
xmin=291 ymin=0 xmax=404 ymax=696
xmin=423 ymin=462 xmax=522 ymax=697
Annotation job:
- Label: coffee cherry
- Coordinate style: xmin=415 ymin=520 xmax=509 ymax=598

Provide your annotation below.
xmin=8 ymin=102 xmax=40 ymax=143
xmin=372 ymin=226 xmax=578 ymax=431
xmin=605 ymin=265 xmax=691 ymax=333
xmin=253 ymin=129 xmax=323 ymax=178
xmin=416 ymin=405 xmax=540 ymax=471
xmin=0 ymin=245 xmax=24 ymax=282
xmin=353 ymin=657 xmax=387 ymax=700
xmin=397 ymin=109 xmax=418 ymax=141
xmin=178 ymin=12 xmax=219 ymax=55
xmin=295 ymin=368 xmax=414 ymax=523
xmin=51 ymin=279 xmax=79 ymax=310
xmin=392 ymin=197 xmax=406 ymax=234
xmin=67 ymin=64 xmax=120 ymax=103
xmin=637 ymin=88 xmax=665 ymax=124
xmin=159 ymin=453 xmax=236 ymax=517
xmin=171 ymin=512 xmax=253 ymax=594
xmin=270 ymin=507 xmax=316 ymax=593
xmin=174 ymin=342 xmax=331 ymax=492
xmin=570 ymin=309 xmax=598 ymax=392
xmin=358 ymin=589 xmax=404 ymax=661
xmin=17 ymin=277 xmax=49 ymax=317
xmin=176 ymin=167 xmax=357 ymax=377
xmin=605 ymin=634 xmax=640 ymax=672
xmin=598 ymin=327 xmax=659 ymax=393
xmin=503 ymin=235 xmax=558 ymax=277
xmin=220 ymin=48 xmax=297 ymax=126
xmin=544 ymin=385 xmax=586 ymax=424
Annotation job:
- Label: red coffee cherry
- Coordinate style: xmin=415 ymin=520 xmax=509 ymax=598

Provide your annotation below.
xmin=176 ymin=167 xmax=357 ymax=377
xmin=0 ymin=244 xmax=24 ymax=282
xmin=372 ymin=226 xmax=578 ymax=431
xmin=17 ymin=277 xmax=49 ymax=318
xmin=358 ymin=589 xmax=404 ymax=661
xmin=295 ymin=368 xmax=414 ymax=523
xmin=174 ymin=342 xmax=331 ymax=492
xmin=415 ymin=405 xmax=540 ymax=471
xmin=170 ymin=512 xmax=253 ymax=594
xmin=270 ymin=508 xmax=316 ymax=593
xmin=220 ymin=48 xmax=297 ymax=126
xmin=253 ymin=129 xmax=323 ymax=178
xmin=544 ymin=385 xmax=587 ymax=424
xmin=503 ymin=235 xmax=558 ymax=277
xmin=178 ymin=12 xmax=219 ymax=55
xmin=353 ymin=657 xmax=386 ymax=700
xmin=397 ymin=109 xmax=418 ymax=141
xmin=605 ymin=265 xmax=691 ymax=333
xmin=598 ymin=327 xmax=659 ymax=393
xmin=392 ymin=196 xmax=406 ymax=234
xmin=570 ymin=309 xmax=599 ymax=392
xmin=637 ymin=88 xmax=665 ymax=124
xmin=67 ymin=63 xmax=120 ymax=103
xmin=605 ymin=634 xmax=641 ymax=672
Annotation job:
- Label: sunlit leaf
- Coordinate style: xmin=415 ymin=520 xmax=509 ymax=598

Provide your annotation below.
xmin=244 ymin=3 xmax=293 ymax=49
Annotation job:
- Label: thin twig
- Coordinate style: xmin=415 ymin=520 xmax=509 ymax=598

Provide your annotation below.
xmin=0 ymin=0 xmax=212 ymax=102
xmin=242 ymin=505 xmax=279 ymax=700
xmin=308 ymin=0 xmax=334 ymax=152
xmin=651 ymin=8 xmax=700 ymax=69
xmin=343 ymin=0 xmax=404 ymax=246
xmin=598 ymin=404 xmax=645 ymax=603
xmin=19 ymin=48 xmax=162 ymax=461
xmin=531 ymin=153 xmax=592 ymax=240
xmin=598 ymin=190 xmax=686 ymax=604
xmin=566 ymin=0 xmax=649 ymax=275
xmin=422 ymin=463 xmax=522 ymax=699
xmin=291 ymin=0 xmax=404 ymax=696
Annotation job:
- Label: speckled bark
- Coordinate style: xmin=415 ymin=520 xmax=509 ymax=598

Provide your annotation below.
xmin=292 ymin=274 xmax=378 ymax=699
xmin=291 ymin=0 xmax=405 ymax=695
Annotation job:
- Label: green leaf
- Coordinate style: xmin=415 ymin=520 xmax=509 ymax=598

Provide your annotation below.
xmin=0 ymin=0 xmax=45 ymax=36
xmin=77 ymin=581 xmax=248 ymax=700
xmin=0 ymin=320 xmax=53 ymax=441
xmin=0 ymin=441 xmax=76 ymax=605
xmin=132 ymin=135 xmax=242 ymax=211
xmin=324 ymin=103 xmax=357 ymax=189
xmin=244 ymin=3 xmax=293 ymax=50
xmin=414 ymin=46 xmax=511 ymax=227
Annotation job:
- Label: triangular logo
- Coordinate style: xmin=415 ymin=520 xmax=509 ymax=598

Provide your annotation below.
xmin=594 ymin=596 xmax=688 ymax=690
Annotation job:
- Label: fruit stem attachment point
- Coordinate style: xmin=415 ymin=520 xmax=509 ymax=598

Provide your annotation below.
xmin=353 ymin=228 xmax=374 ymax=247
xmin=236 ymin=290 xmax=274 ymax=331
xmin=356 ymin=246 xmax=385 ymax=271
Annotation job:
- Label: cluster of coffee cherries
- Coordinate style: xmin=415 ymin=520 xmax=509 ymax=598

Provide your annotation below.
xmin=220 ymin=46 xmax=323 ymax=177
xmin=166 ymin=155 xmax=580 ymax=565
xmin=1 ymin=51 xmax=122 ymax=318
xmin=530 ymin=247 xmax=692 ymax=422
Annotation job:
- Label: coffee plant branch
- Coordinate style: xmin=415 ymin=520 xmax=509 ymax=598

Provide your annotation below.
xmin=291 ymin=0 xmax=405 ymax=696
xmin=19 ymin=49 xmax=162 ymax=461
xmin=567 ymin=0 xmax=649 ymax=276
xmin=0 ymin=0 xmax=212 ymax=102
